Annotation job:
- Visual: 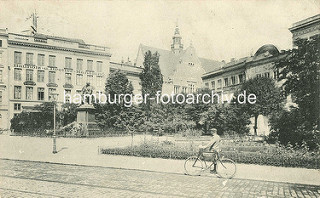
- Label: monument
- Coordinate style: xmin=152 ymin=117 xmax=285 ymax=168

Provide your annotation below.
xmin=76 ymin=83 xmax=100 ymax=136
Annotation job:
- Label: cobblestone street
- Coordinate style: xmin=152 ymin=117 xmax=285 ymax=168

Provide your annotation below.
xmin=0 ymin=159 xmax=319 ymax=198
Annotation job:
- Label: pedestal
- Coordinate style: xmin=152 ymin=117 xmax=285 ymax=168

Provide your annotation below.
xmin=76 ymin=104 xmax=100 ymax=136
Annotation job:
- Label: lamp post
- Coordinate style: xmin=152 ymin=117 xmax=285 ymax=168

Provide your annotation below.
xmin=50 ymin=93 xmax=59 ymax=154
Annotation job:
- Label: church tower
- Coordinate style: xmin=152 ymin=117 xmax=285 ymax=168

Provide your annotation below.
xmin=171 ymin=25 xmax=183 ymax=54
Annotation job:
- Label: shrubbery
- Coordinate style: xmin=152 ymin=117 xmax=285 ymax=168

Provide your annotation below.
xmin=10 ymin=103 xmax=78 ymax=136
xmin=101 ymin=140 xmax=320 ymax=169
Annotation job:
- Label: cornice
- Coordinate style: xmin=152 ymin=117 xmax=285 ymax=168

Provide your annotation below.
xmin=8 ymin=40 xmax=112 ymax=57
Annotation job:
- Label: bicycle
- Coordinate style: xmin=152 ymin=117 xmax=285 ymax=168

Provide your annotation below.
xmin=184 ymin=149 xmax=237 ymax=179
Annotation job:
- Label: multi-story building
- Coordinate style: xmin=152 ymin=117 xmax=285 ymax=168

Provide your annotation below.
xmin=110 ymin=61 xmax=142 ymax=96
xmin=135 ymin=25 xmax=223 ymax=95
xmin=202 ymin=44 xmax=287 ymax=135
xmin=202 ymin=44 xmax=287 ymax=99
xmin=0 ymin=28 xmax=111 ymax=130
xmin=201 ymin=14 xmax=320 ymax=136
xmin=289 ymin=14 xmax=320 ymax=46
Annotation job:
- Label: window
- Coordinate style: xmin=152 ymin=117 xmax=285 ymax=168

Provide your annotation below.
xmin=257 ymin=74 xmax=262 ymax=78
xmin=205 ymin=83 xmax=209 ymax=88
xmin=26 ymin=69 xmax=33 ymax=81
xmin=211 ymin=81 xmax=215 ymax=90
xmin=264 ymin=72 xmax=270 ymax=78
xmin=0 ymin=91 xmax=2 ymax=103
xmin=97 ymin=76 xmax=103 ymax=87
xmin=14 ymin=103 xmax=21 ymax=111
xmin=37 ymin=70 xmax=45 ymax=82
xmin=26 ymin=53 xmax=33 ymax=65
xmin=0 ymin=40 xmax=2 ymax=47
xmin=174 ymin=85 xmax=180 ymax=94
xmin=65 ymin=57 xmax=72 ymax=69
xmin=182 ymin=86 xmax=187 ymax=93
xmin=14 ymin=86 xmax=22 ymax=99
xmin=0 ymin=70 xmax=2 ymax=82
xmin=37 ymin=88 xmax=44 ymax=100
xmin=76 ymin=74 xmax=83 ymax=85
xmin=49 ymin=71 xmax=55 ymax=83
xmin=224 ymin=78 xmax=229 ymax=87
xmin=97 ymin=61 xmax=102 ymax=72
xmin=77 ymin=59 xmax=83 ymax=71
xmin=37 ymin=54 xmax=45 ymax=66
xmin=65 ymin=73 xmax=72 ymax=84
xmin=14 ymin=68 xmax=22 ymax=81
xmin=49 ymin=55 xmax=56 ymax=67
xmin=26 ymin=87 xmax=33 ymax=100
xmin=87 ymin=60 xmax=93 ymax=71
xmin=65 ymin=89 xmax=71 ymax=103
xmin=231 ymin=76 xmax=236 ymax=85
xmin=48 ymin=88 xmax=56 ymax=101
xmin=188 ymin=83 xmax=195 ymax=93
xmin=87 ymin=75 xmax=93 ymax=84
xmin=14 ymin=52 xmax=22 ymax=64
xmin=217 ymin=79 xmax=222 ymax=89
xmin=239 ymin=74 xmax=244 ymax=83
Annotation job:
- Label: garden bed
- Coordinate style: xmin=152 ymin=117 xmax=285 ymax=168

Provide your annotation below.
xmin=101 ymin=141 xmax=320 ymax=169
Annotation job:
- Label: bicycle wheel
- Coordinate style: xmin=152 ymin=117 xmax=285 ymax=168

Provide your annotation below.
xmin=216 ymin=158 xmax=236 ymax=179
xmin=184 ymin=156 xmax=204 ymax=176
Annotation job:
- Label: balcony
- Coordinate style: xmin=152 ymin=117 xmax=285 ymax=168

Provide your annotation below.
xmin=46 ymin=83 xmax=58 ymax=87
xmin=63 ymin=84 xmax=74 ymax=89
xmin=23 ymin=81 xmax=36 ymax=86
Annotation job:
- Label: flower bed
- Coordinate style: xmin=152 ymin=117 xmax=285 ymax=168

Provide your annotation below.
xmin=101 ymin=141 xmax=320 ymax=169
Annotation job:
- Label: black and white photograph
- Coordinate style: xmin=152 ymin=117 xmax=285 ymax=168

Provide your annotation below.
xmin=0 ymin=0 xmax=319 ymax=197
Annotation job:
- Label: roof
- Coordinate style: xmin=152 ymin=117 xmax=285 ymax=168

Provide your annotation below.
xmin=199 ymin=57 xmax=224 ymax=73
xmin=34 ymin=33 xmax=86 ymax=44
xmin=136 ymin=44 xmax=222 ymax=77
xmin=254 ymin=44 xmax=279 ymax=57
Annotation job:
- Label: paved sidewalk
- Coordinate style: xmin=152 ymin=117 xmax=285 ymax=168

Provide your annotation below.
xmin=1 ymin=159 xmax=319 ymax=198
xmin=0 ymin=135 xmax=319 ymax=186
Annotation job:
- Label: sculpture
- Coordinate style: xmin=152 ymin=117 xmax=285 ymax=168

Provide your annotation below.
xmin=81 ymin=83 xmax=94 ymax=104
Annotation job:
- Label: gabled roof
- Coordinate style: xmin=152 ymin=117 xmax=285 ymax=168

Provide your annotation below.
xmin=136 ymin=44 xmax=222 ymax=77
xmin=137 ymin=44 xmax=180 ymax=77
xmin=199 ymin=57 xmax=224 ymax=73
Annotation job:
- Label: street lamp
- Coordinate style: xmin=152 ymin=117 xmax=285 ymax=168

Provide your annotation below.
xmin=50 ymin=93 xmax=59 ymax=154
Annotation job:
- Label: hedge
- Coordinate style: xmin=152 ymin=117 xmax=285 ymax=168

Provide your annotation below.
xmin=101 ymin=142 xmax=320 ymax=169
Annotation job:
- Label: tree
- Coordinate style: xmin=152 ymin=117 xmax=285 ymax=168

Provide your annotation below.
xmin=200 ymin=103 xmax=251 ymax=136
xmin=95 ymin=70 xmax=134 ymax=130
xmin=275 ymin=35 xmax=320 ymax=130
xmin=10 ymin=102 xmax=57 ymax=135
xmin=270 ymin=35 xmax=320 ymax=150
xmin=139 ymin=50 xmax=163 ymax=112
xmin=236 ymin=77 xmax=284 ymax=135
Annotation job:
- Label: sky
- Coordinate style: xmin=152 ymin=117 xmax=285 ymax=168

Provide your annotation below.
xmin=0 ymin=0 xmax=319 ymax=63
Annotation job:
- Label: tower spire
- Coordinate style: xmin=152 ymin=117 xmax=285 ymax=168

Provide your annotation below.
xmin=171 ymin=23 xmax=183 ymax=54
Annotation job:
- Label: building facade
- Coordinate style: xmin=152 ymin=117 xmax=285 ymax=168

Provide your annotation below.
xmin=201 ymin=14 xmax=320 ymax=136
xmin=110 ymin=61 xmax=142 ymax=96
xmin=135 ymin=25 xmax=223 ymax=95
xmin=289 ymin=14 xmax=320 ymax=46
xmin=0 ymin=29 xmax=111 ymax=130
xmin=202 ymin=44 xmax=287 ymax=135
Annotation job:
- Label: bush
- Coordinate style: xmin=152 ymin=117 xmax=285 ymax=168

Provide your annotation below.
xmin=269 ymin=108 xmax=320 ymax=150
xmin=101 ymin=141 xmax=320 ymax=169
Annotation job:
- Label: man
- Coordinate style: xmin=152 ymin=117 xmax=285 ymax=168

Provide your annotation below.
xmin=199 ymin=128 xmax=221 ymax=174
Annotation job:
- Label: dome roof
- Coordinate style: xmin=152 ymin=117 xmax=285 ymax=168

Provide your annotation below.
xmin=254 ymin=44 xmax=279 ymax=57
